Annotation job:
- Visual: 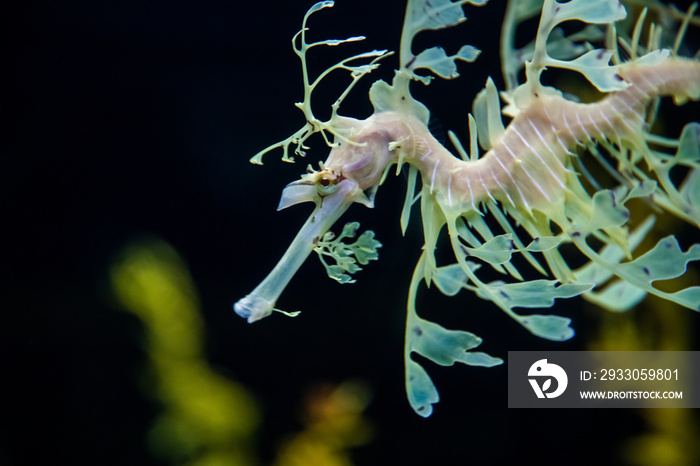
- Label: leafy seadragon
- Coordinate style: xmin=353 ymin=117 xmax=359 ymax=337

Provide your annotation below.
xmin=234 ymin=0 xmax=700 ymax=416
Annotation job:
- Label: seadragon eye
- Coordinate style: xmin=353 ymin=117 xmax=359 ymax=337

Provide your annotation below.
xmin=314 ymin=173 xmax=341 ymax=196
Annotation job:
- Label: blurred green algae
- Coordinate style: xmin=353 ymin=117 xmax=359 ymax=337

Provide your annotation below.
xmin=111 ymin=238 xmax=260 ymax=466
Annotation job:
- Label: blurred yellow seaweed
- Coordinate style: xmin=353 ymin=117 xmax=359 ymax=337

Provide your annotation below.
xmin=112 ymin=239 xmax=259 ymax=466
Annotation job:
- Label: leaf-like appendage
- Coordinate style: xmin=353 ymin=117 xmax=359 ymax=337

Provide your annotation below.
xmin=626 ymin=180 xmax=657 ymax=201
xmin=352 ymin=230 xmax=383 ymax=265
xmin=473 ymin=77 xmax=506 ymax=150
xmin=525 ymin=235 xmax=566 ymax=252
xmin=433 ymin=263 xmax=478 ymax=296
xmin=618 ymin=237 xmax=700 ymax=287
xmin=368 ymin=78 xmax=431 ymax=124
xmin=406 ymin=359 xmax=440 ymax=417
xmin=516 ymin=314 xmax=575 ymax=341
xmin=575 ymin=232 xmax=700 ymax=312
xmin=406 ymin=0 xmax=472 ymax=35
xmin=411 ymin=45 xmax=481 ymax=83
xmin=547 ymin=50 xmax=626 ymax=93
xmin=405 ymin=314 xmax=502 ymax=417
xmin=306 ymin=0 xmax=334 ymax=16
xmin=477 ymin=280 xmax=594 ymax=310
xmin=409 ymin=316 xmax=502 ymax=367
xmin=677 ymin=122 xmax=700 ymax=163
xmin=519 ymin=0 xmax=630 ymax=95
xmin=314 ymin=222 xmax=382 ymax=283
xmin=584 ymin=189 xmax=630 ymax=232
xmin=399 ymin=0 xmax=486 ymax=87
xmin=550 ymin=0 xmax=626 ymax=24
xmin=471 ymin=279 xmax=590 ymax=340
xmin=461 ymin=234 xmax=515 ymax=265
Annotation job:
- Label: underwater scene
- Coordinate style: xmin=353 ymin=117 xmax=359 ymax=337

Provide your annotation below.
xmin=4 ymin=0 xmax=700 ymax=464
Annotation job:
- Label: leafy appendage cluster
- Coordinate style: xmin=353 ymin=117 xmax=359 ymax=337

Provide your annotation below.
xmin=528 ymin=0 xmax=630 ymax=91
xmin=401 ymin=0 xmax=486 ymax=84
xmin=314 ymin=222 xmax=382 ymax=284
xmin=501 ymin=0 xmax=608 ymax=91
xmin=405 ymin=311 xmax=503 ymax=417
xmin=403 ymin=255 xmax=503 ymax=417
xmin=368 ymin=0 xmax=488 ymax=126
xmin=250 ymin=1 xmax=391 ymax=165
xmin=572 ymin=133 xmax=700 ymax=312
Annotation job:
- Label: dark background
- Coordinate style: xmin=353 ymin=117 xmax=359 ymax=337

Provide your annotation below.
xmin=3 ymin=0 xmax=698 ymax=465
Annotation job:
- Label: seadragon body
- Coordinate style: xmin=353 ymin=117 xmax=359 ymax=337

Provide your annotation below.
xmin=234 ymin=0 xmax=700 ymax=416
xmin=310 ymin=56 xmax=699 ymax=215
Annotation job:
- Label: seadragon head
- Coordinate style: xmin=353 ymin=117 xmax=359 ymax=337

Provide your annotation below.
xmin=233 ymin=167 xmax=367 ymax=323
xmin=233 ymin=117 xmax=400 ymax=323
xmin=235 ymin=0 xmax=487 ymax=324
xmin=278 ymin=126 xmax=397 ymax=212
xmin=233 ymin=148 xmax=382 ymax=323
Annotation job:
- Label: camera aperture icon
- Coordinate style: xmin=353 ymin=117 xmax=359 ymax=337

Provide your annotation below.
xmin=528 ymin=359 xmax=568 ymax=399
